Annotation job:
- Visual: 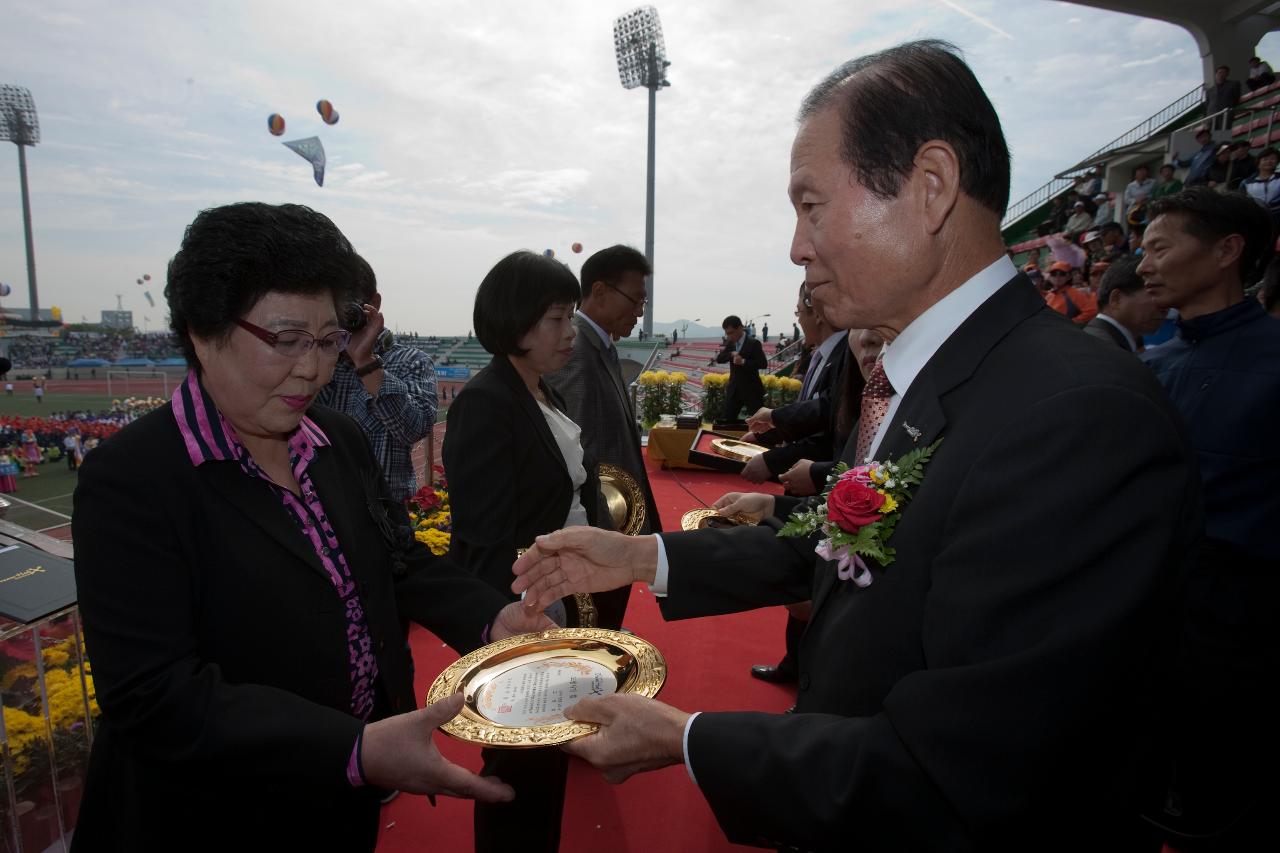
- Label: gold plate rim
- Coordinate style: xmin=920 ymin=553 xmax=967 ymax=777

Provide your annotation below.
xmin=598 ymin=462 xmax=646 ymax=535
xmin=425 ymin=627 xmax=667 ymax=748
xmin=679 ymin=508 xmax=757 ymax=531
xmin=710 ymin=437 xmax=767 ymax=462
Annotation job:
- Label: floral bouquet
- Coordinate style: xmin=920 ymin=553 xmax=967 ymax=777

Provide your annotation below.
xmin=779 ymin=439 xmax=941 ymax=587
xmin=406 ymin=474 xmax=451 ymax=556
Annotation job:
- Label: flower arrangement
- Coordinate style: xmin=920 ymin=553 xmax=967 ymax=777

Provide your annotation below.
xmin=637 ymin=370 xmax=686 ymax=427
xmin=779 ymin=439 xmax=941 ymax=587
xmin=700 ymin=372 xmax=729 ymax=422
xmin=406 ymin=475 xmax=451 ymax=556
xmin=1 ymin=635 xmax=99 ymax=780
xmin=762 ymin=374 xmax=803 ymax=408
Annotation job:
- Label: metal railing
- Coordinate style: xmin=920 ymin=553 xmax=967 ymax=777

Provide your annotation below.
xmin=1002 ymin=84 xmax=1205 ymax=229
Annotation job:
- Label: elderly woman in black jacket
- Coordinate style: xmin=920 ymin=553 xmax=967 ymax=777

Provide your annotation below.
xmin=71 ymin=203 xmax=550 ymax=852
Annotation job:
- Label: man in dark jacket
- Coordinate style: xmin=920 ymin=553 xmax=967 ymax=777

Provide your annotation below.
xmin=1139 ymin=187 xmax=1280 ymax=848
xmin=714 ymin=315 xmax=767 ymax=421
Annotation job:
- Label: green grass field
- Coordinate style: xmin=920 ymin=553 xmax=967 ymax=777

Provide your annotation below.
xmin=0 ymin=393 xmax=118 ymax=418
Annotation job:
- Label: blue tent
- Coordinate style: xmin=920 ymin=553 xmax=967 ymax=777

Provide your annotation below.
xmin=112 ymin=358 xmax=156 ymax=367
xmin=67 ymin=358 xmax=111 ymax=367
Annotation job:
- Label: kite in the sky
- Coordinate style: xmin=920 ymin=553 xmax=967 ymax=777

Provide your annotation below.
xmin=268 ymin=113 xmax=286 ymax=136
xmin=282 ymin=136 xmax=327 ymax=186
xmin=316 ymin=99 xmax=339 ymax=125
xmin=144 ymin=291 xmax=155 ymax=308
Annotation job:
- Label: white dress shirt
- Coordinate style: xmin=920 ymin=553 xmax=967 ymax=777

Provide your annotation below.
xmin=576 ymin=309 xmax=614 ymax=351
xmin=866 ymin=255 xmax=1015 ymax=459
xmin=1094 ymin=312 xmax=1138 ymax=352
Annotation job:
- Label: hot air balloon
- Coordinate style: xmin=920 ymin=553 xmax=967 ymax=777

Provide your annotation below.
xmin=543 ymin=248 xmax=555 ymax=258
xmin=571 ymin=242 xmax=583 ymax=254
xmin=267 ymin=113 xmax=286 ymax=136
xmin=316 ymin=99 xmax=339 ymax=125
xmin=136 ymin=279 xmax=143 ymax=285
xmin=0 ymin=282 xmax=11 ymax=297
xmin=143 ymin=273 xmax=151 ymax=281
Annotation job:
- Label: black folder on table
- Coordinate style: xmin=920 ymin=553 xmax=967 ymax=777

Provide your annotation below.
xmin=0 ymin=542 xmax=77 ymax=624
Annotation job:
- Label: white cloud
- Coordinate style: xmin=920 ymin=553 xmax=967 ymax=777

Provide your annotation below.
xmin=0 ymin=0 xmax=1207 ymax=334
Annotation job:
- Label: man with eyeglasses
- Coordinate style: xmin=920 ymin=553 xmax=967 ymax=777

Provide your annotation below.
xmin=547 ymin=244 xmax=662 ymax=557
xmin=1043 ymin=261 xmax=1097 ymax=325
xmin=316 ymin=254 xmax=438 ymax=502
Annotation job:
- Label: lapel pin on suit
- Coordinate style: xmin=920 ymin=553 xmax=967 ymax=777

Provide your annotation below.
xmin=902 ymin=422 xmax=922 ymax=444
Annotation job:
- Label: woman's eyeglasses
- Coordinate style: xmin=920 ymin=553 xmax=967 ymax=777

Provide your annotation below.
xmin=234 ymin=318 xmax=351 ymax=359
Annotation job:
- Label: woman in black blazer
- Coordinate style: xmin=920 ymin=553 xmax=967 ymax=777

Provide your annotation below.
xmin=443 ymin=250 xmax=616 ymax=853
xmin=70 ymin=204 xmax=549 ymax=851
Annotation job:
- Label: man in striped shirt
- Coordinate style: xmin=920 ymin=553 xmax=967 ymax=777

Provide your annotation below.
xmin=317 ymin=255 xmax=437 ymax=501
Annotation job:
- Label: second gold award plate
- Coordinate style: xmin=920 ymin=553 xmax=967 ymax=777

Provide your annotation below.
xmin=425 ymin=628 xmax=667 ymax=748
xmin=710 ymin=437 xmax=766 ymax=462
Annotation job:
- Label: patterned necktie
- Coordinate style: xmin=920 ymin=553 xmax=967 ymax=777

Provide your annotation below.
xmin=799 ymin=351 xmax=823 ymax=401
xmin=854 ymin=359 xmax=895 ymax=464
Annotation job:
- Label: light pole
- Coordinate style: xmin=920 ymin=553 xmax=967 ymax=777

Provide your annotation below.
xmin=613 ymin=6 xmax=671 ymax=339
xmin=0 ymin=85 xmax=40 ymax=322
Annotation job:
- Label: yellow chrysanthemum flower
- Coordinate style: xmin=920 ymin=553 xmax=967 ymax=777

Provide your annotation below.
xmin=878 ymin=493 xmax=898 ymax=514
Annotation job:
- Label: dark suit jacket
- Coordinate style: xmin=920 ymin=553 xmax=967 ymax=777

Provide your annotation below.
xmin=1083 ymin=315 xmax=1135 ymax=351
xmin=444 ymin=355 xmax=623 ymax=625
xmin=547 ymin=313 xmax=662 ymax=533
xmin=657 ymin=276 xmax=1200 ymax=850
xmin=71 ymin=403 xmax=510 ymax=851
xmin=761 ymin=332 xmax=849 ymax=477
xmin=715 ymin=335 xmax=767 ymax=397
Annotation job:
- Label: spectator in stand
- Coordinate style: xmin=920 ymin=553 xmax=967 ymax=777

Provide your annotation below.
xmin=1122 ymin=165 xmax=1156 ymax=213
xmin=1083 ymin=256 xmax=1165 ymax=353
xmin=1079 ymin=164 xmax=1104 ymax=198
xmin=1205 ymin=64 xmax=1242 ymax=130
xmin=1099 ymin=222 xmax=1129 ymax=260
xmin=1258 ymin=257 xmax=1280 ymax=317
xmin=1206 ymin=144 xmax=1234 ymax=188
xmin=1228 ymin=141 xmax=1257 ymax=191
xmin=1150 ymin=163 xmax=1183 ymax=200
xmin=1137 ymin=188 xmax=1279 ymax=847
xmin=1175 ymin=126 xmax=1217 ymax=186
xmin=1128 ymin=225 xmax=1146 ymax=256
xmin=1086 ymin=260 xmax=1109 ymax=294
xmin=1044 ymin=261 xmax=1097 ymax=324
xmin=1044 ymin=195 xmax=1069 ymax=232
xmin=1247 ymin=56 xmax=1276 ymax=91
xmin=1242 ymin=146 xmax=1280 ymax=228
xmin=1091 ymin=192 xmax=1113 ymax=227
xmin=1063 ymin=200 xmax=1092 ymax=235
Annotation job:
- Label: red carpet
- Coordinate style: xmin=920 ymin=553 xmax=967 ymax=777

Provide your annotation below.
xmin=376 ymin=452 xmax=788 ymax=852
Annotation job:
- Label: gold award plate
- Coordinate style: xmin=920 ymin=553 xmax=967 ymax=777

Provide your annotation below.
xmin=710 ymin=437 xmax=767 ymax=462
xmin=598 ymin=463 xmax=646 ymax=535
xmin=680 ymin=508 xmax=757 ymax=531
xmin=426 ymin=628 xmax=667 ymax=748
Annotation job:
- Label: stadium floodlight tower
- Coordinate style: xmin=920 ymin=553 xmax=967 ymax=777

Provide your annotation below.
xmin=613 ymin=5 xmax=671 ymax=338
xmin=0 ymin=85 xmax=41 ymax=322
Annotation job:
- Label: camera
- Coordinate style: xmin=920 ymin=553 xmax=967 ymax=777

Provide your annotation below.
xmin=341 ymin=301 xmax=394 ymax=353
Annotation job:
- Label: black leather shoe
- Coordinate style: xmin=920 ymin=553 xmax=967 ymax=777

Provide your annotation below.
xmin=750 ymin=664 xmax=797 ymax=684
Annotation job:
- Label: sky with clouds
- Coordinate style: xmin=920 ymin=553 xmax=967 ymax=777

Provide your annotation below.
xmin=0 ymin=0 xmax=1254 ymax=335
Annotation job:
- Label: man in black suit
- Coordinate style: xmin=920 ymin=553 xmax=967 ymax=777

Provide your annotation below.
xmin=514 ymin=40 xmax=1198 ymax=850
xmin=714 ymin=314 xmax=767 ymax=421
xmin=1083 ymin=256 xmax=1167 ymax=352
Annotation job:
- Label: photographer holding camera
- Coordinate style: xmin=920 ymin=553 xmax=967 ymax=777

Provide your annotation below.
xmin=317 ymin=254 xmax=438 ymax=502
